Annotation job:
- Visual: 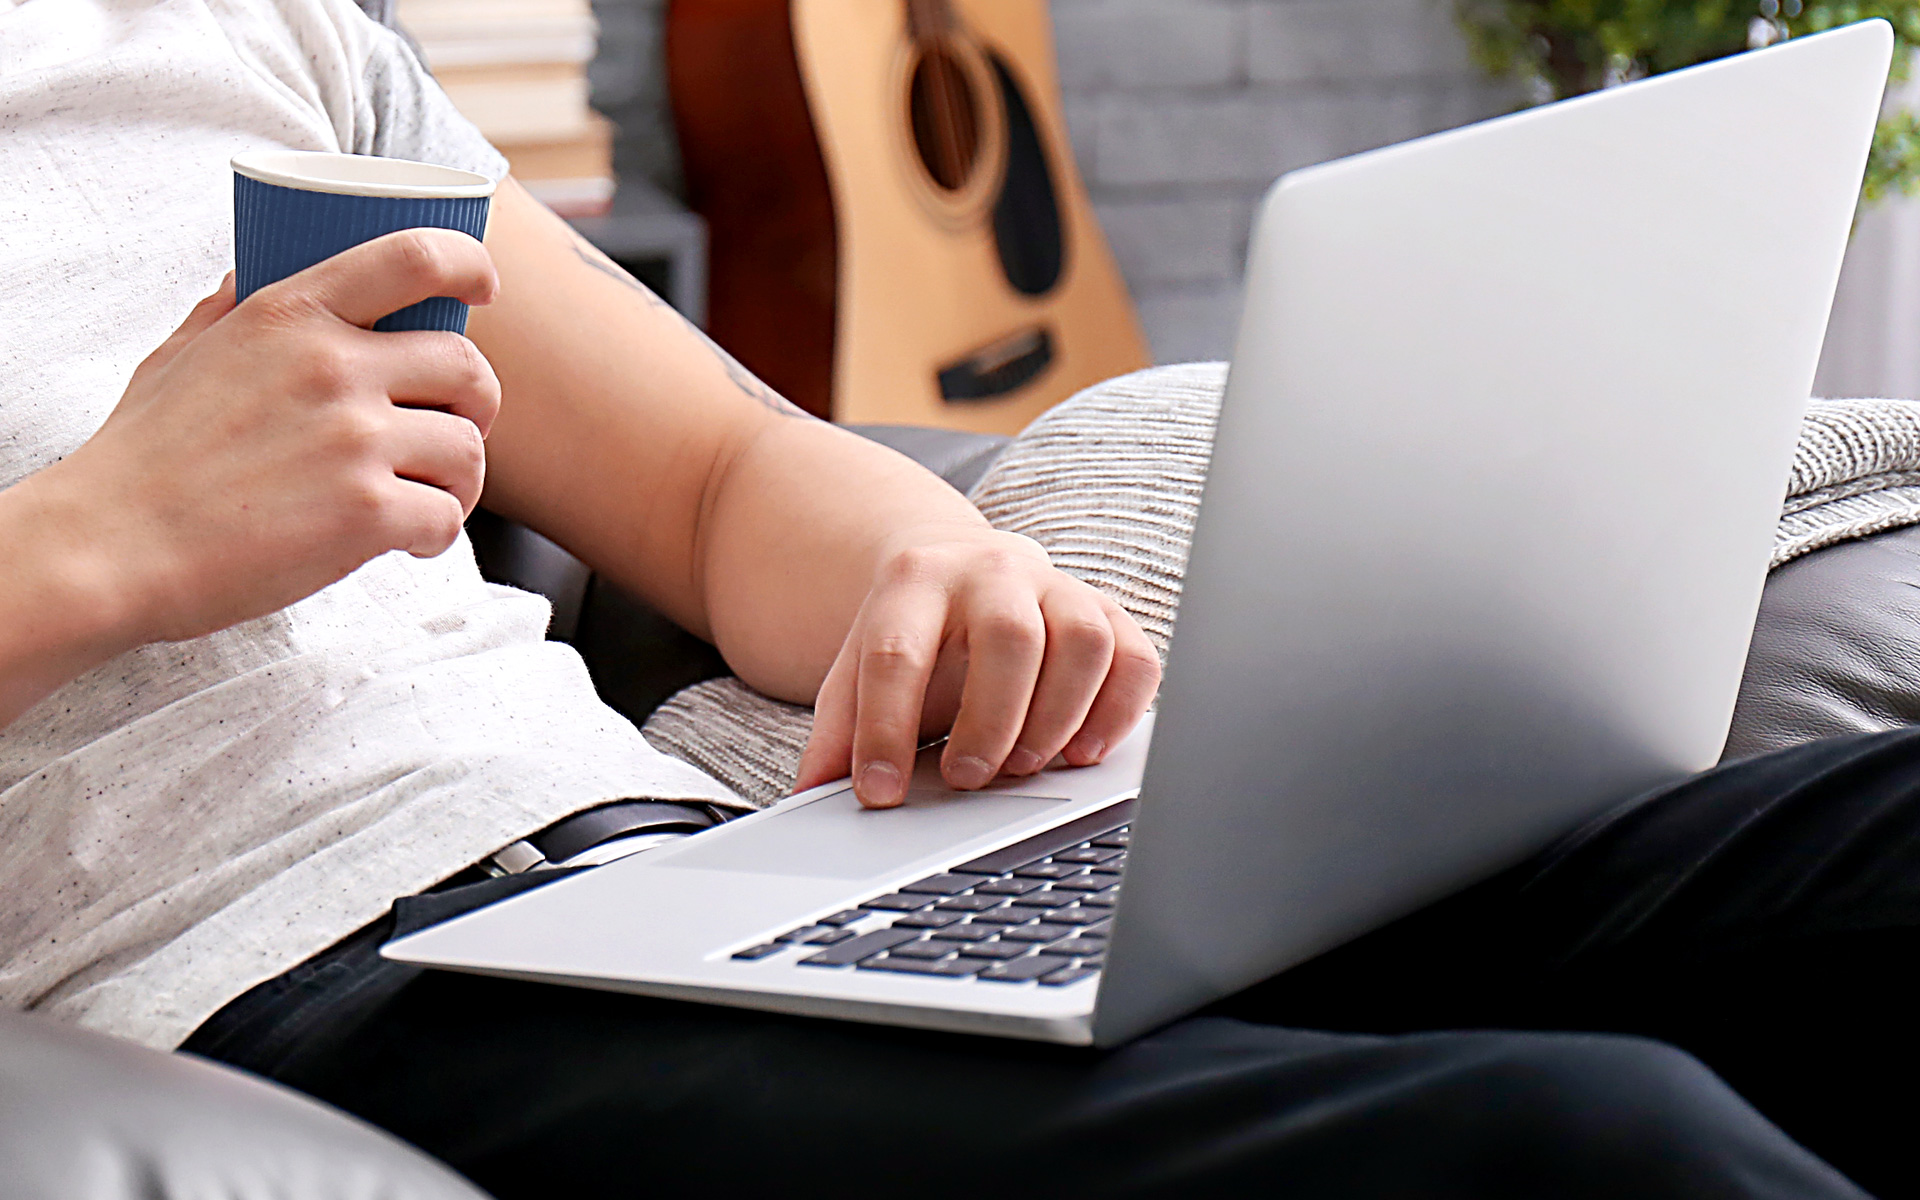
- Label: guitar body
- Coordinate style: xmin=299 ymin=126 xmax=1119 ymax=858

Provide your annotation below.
xmin=669 ymin=0 xmax=1150 ymax=433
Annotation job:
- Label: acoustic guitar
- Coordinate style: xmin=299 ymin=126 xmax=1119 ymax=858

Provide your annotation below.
xmin=667 ymin=0 xmax=1151 ymax=433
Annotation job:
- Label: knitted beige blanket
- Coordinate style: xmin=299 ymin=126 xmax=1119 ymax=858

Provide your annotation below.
xmin=643 ymin=364 xmax=1920 ymax=806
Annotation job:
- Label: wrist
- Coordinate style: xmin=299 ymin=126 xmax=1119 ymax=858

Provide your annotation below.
xmin=0 ymin=468 xmax=150 ymax=709
xmin=873 ymin=520 xmax=1044 ymax=568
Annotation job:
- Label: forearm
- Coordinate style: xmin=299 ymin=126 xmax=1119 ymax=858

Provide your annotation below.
xmin=470 ymin=181 xmax=1157 ymax=801
xmin=472 ymin=179 xmax=991 ymax=698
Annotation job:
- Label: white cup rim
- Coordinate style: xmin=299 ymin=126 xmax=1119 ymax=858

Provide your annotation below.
xmin=231 ymin=151 xmax=496 ymax=200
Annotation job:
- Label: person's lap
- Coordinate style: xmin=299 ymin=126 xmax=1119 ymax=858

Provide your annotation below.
xmin=187 ymin=726 xmax=1920 ymax=1199
xmin=1237 ymin=724 xmax=1920 ymax=1192
xmin=238 ymin=968 xmax=1844 ymax=1199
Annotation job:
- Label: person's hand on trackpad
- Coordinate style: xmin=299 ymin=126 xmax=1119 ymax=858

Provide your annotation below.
xmin=792 ymin=526 xmax=1160 ymax=809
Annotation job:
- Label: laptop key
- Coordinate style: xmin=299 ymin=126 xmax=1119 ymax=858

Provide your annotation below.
xmin=886 ymin=938 xmax=956 ymax=960
xmin=1039 ymin=966 xmax=1101 ymax=987
xmin=1009 ymin=908 xmax=1077 ymax=924
xmin=977 ymin=954 xmax=1073 ymax=982
xmin=929 ymin=924 xmax=998 ymax=942
xmin=951 ymin=800 xmax=1137 ymax=875
xmin=1013 ymin=862 xmax=1083 ymax=880
xmin=798 ymin=927 xmax=919 ymax=966
xmin=1077 ymin=889 xmax=1119 ymax=908
xmin=1043 ymin=937 xmax=1108 ymax=957
xmin=1000 ymin=922 xmax=1076 ymax=943
xmin=1047 ymin=875 xmax=1110 ymax=892
xmin=861 ymin=893 xmax=939 ymax=912
xmin=1076 ymin=918 xmax=1113 ymax=937
xmin=1090 ymin=830 xmax=1130 ymax=849
xmin=1053 ymin=847 xmax=1124 ymax=865
xmin=731 ymin=943 xmax=786 ymax=960
xmin=816 ymin=909 xmax=867 ymax=926
xmin=859 ymin=955 xmax=986 ymax=977
xmin=968 ymin=908 xmax=1035 ymax=925
xmin=973 ymin=877 xmax=1046 ymax=895
xmin=892 ymin=910 xmax=966 ymax=929
xmin=955 ymin=941 xmax=1033 ymax=960
xmin=775 ymin=926 xmax=830 ymax=942
xmin=901 ymin=873 xmax=992 ymax=895
xmin=1008 ymin=891 xmax=1074 ymax=909
xmin=804 ymin=928 xmax=857 ymax=945
xmin=1049 ymin=906 xmax=1108 ymax=925
xmin=933 ymin=894 xmax=1004 ymax=912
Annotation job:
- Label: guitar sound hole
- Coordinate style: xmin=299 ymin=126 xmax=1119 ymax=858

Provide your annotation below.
xmin=909 ymin=46 xmax=982 ymax=192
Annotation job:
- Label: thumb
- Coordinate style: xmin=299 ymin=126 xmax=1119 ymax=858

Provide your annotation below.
xmin=137 ymin=272 xmax=238 ymax=377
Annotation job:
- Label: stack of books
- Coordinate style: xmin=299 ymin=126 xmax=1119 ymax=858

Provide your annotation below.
xmin=396 ymin=0 xmax=615 ymax=217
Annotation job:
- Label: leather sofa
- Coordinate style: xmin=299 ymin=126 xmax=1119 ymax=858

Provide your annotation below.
xmin=14 ymin=411 xmax=1920 ymax=1198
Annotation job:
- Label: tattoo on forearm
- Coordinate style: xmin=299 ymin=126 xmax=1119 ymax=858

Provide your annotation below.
xmin=569 ymin=236 xmax=808 ymax=419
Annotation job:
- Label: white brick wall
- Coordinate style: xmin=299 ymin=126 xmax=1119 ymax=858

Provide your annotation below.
xmin=587 ymin=0 xmax=1511 ymax=362
xmin=1057 ymin=0 xmax=1511 ymax=360
xmin=1246 ymin=0 xmax=1475 ymax=85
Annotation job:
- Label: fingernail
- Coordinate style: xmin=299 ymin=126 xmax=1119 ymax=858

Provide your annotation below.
xmin=857 ymin=761 xmax=905 ymax=808
xmin=946 ymin=755 xmax=994 ymax=790
xmin=1005 ymin=746 xmax=1045 ymax=776
xmin=1066 ymin=735 xmax=1106 ymax=764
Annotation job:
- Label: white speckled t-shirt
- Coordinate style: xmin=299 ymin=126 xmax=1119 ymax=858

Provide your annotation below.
xmin=0 ymin=0 xmax=740 ymax=1050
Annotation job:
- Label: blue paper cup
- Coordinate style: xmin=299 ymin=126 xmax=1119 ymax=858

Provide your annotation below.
xmin=231 ymin=151 xmax=495 ymax=334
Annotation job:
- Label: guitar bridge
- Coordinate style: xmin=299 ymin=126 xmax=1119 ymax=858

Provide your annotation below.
xmin=937 ymin=325 xmax=1055 ymax=402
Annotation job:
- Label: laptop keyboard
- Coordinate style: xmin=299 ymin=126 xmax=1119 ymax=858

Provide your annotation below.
xmin=728 ymin=799 xmax=1135 ymax=988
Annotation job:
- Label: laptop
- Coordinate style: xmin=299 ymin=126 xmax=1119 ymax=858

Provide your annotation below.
xmin=385 ymin=21 xmax=1893 ymax=1047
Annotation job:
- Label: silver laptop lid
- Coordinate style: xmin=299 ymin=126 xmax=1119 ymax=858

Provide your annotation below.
xmin=1093 ymin=22 xmax=1893 ymax=1045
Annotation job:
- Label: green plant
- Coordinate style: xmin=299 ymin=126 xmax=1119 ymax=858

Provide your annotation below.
xmin=1454 ymin=0 xmax=1920 ymax=202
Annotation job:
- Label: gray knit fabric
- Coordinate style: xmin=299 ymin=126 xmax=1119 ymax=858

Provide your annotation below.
xmin=642 ymin=366 xmax=1920 ymax=805
xmin=1777 ymin=397 xmax=1920 ymax=566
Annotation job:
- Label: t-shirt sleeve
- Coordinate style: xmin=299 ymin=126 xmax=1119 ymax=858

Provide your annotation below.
xmin=350 ymin=15 xmax=510 ymax=181
xmin=219 ymin=0 xmax=509 ymax=181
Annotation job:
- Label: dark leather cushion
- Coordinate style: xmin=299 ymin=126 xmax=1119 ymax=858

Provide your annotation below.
xmin=0 ymin=1010 xmax=488 ymax=1200
xmin=1726 ymin=523 xmax=1920 ymax=760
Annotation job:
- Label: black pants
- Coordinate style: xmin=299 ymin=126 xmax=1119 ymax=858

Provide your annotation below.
xmin=186 ymin=728 xmax=1920 ymax=1199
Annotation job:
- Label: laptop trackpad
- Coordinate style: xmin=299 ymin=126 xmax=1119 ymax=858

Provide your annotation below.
xmin=651 ymin=788 xmax=1071 ymax=881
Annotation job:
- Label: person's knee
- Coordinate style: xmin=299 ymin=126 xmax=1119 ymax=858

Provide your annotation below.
xmin=1454 ymin=1034 xmax=1852 ymax=1197
xmin=1473 ymin=1034 xmax=1723 ymax=1138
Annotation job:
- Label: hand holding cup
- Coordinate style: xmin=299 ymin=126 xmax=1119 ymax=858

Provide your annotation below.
xmin=34 ymin=226 xmax=502 ymax=647
xmin=21 ymin=153 xmax=504 ymax=653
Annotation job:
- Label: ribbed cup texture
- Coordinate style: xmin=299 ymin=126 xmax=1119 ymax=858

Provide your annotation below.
xmin=233 ymin=173 xmax=491 ymax=333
